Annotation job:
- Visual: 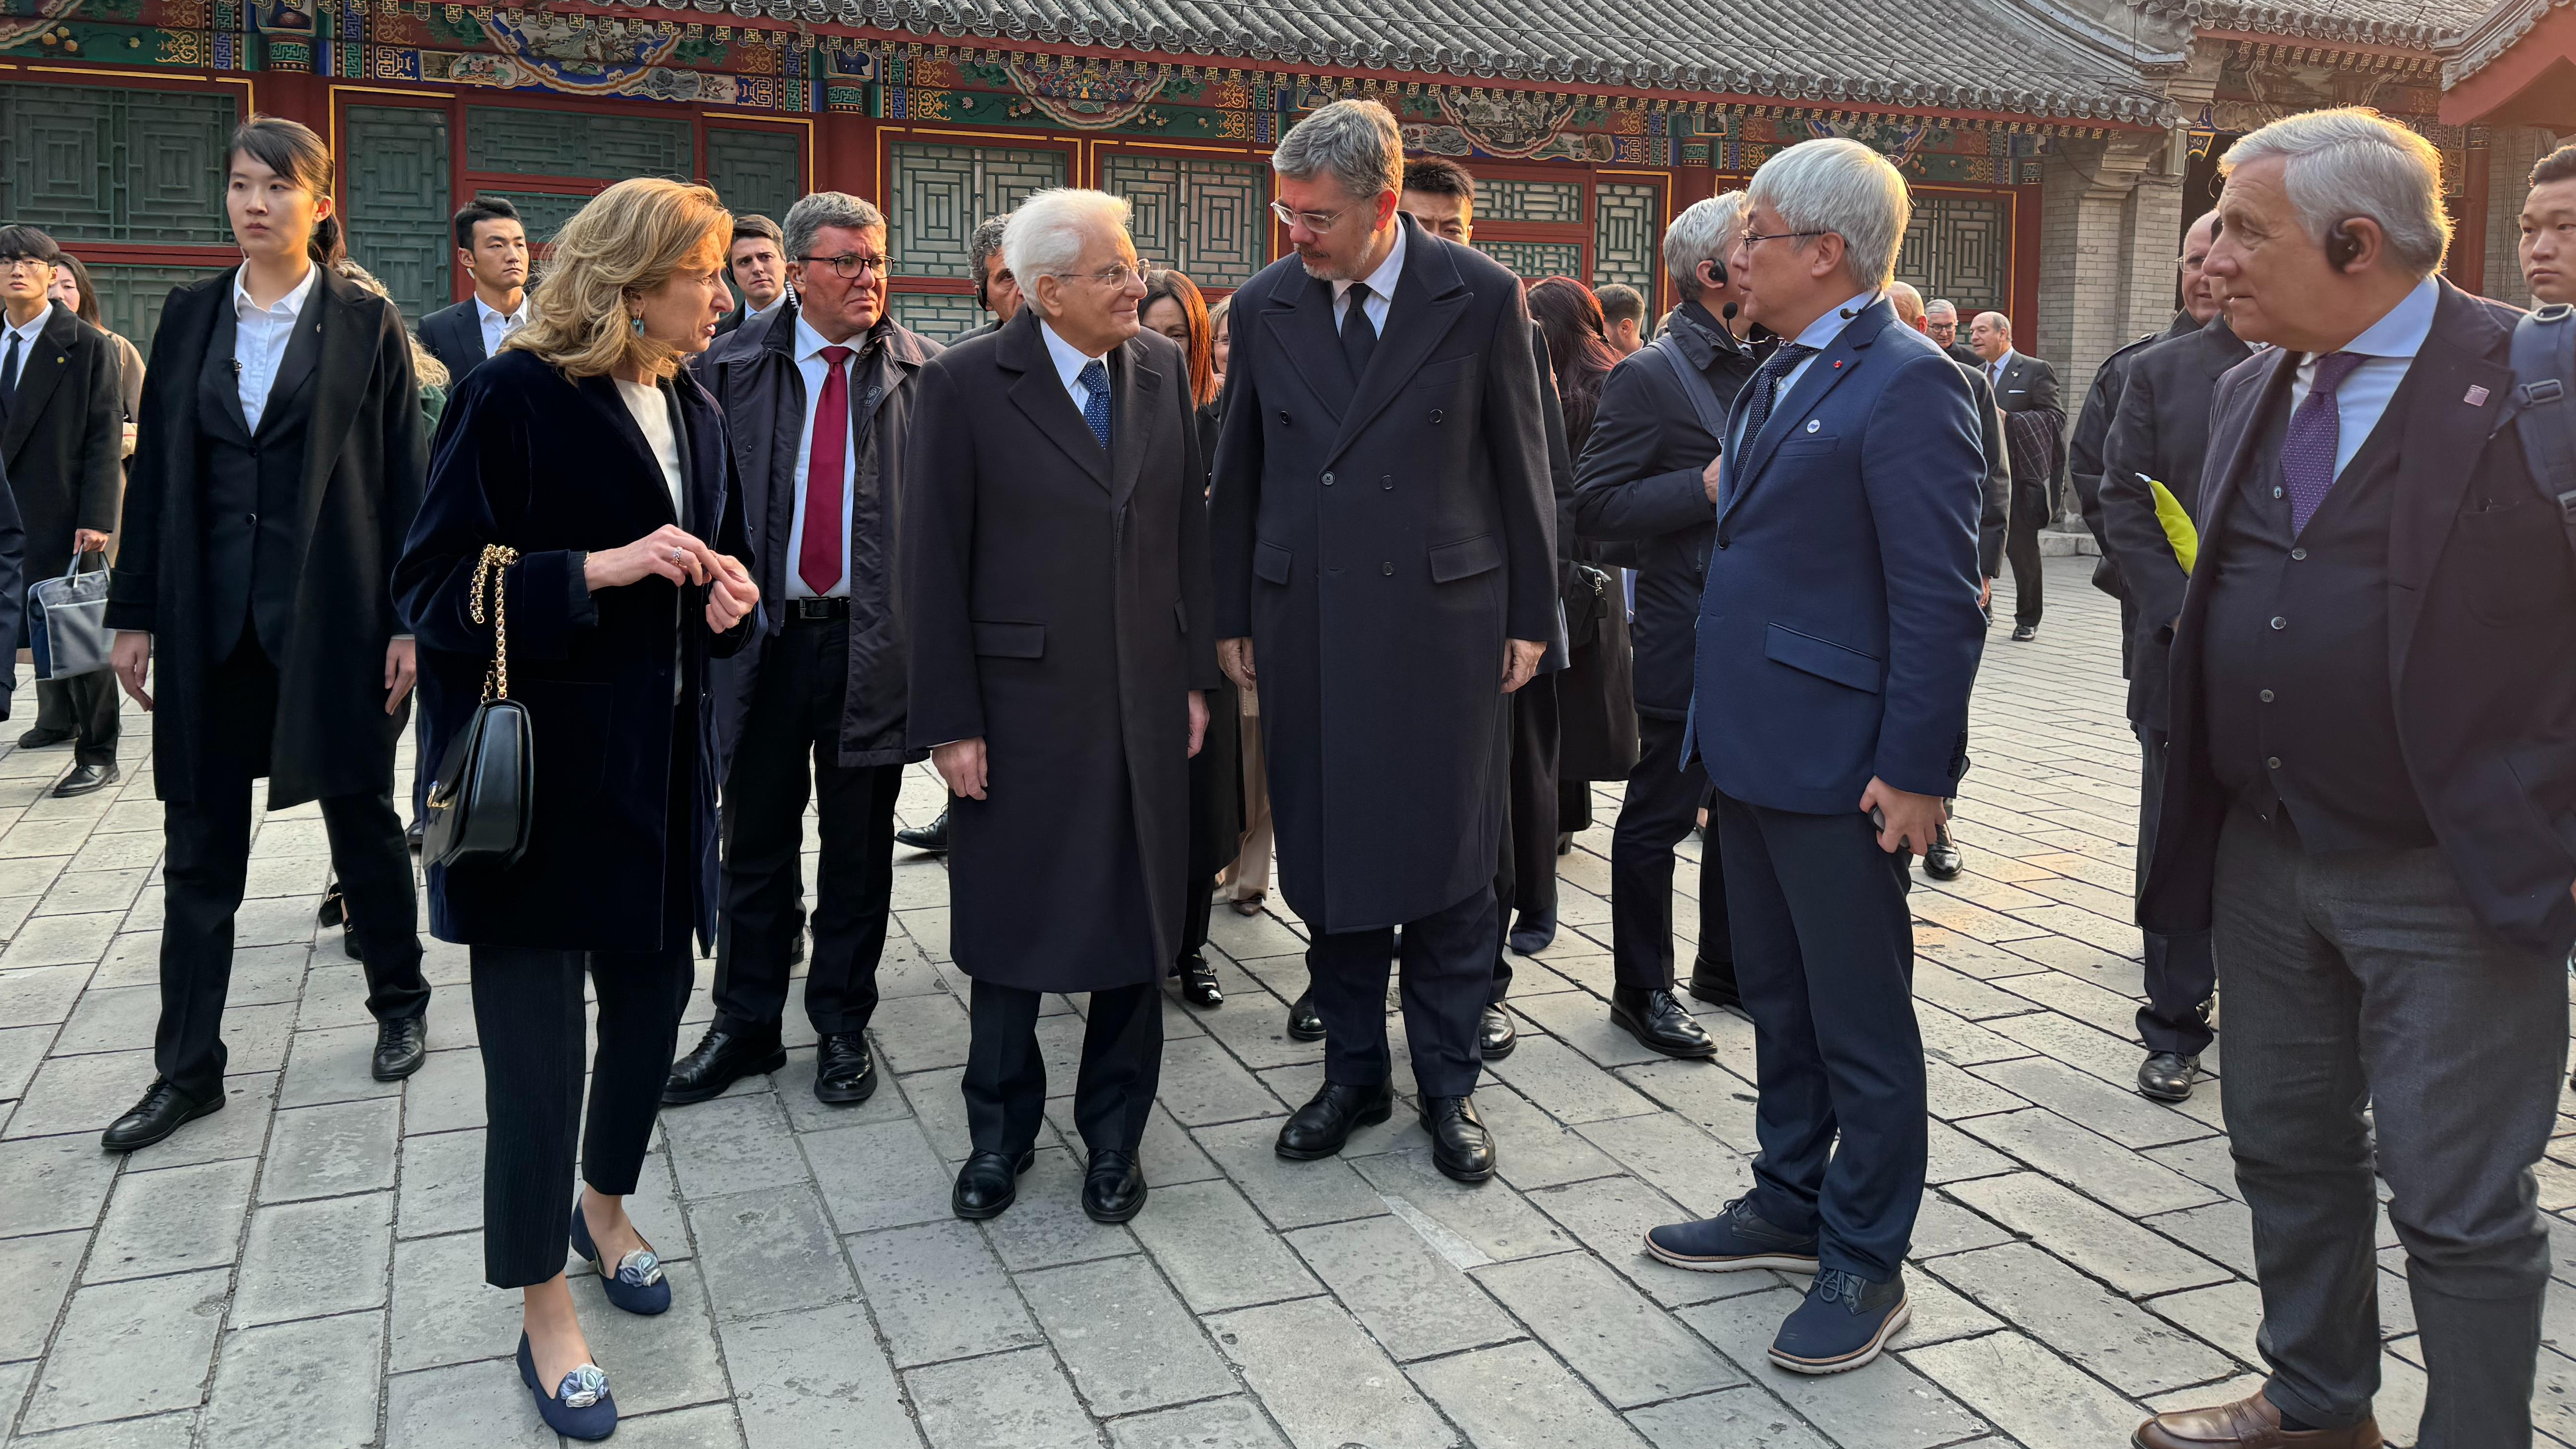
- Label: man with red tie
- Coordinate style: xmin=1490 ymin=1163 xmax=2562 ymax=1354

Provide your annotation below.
xmin=667 ymin=192 xmax=943 ymax=1108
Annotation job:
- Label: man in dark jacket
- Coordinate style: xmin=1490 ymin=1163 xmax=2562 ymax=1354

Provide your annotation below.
xmin=1213 ymin=101 xmax=1555 ymax=1185
xmin=415 ymin=195 xmax=528 ymax=381
xmin=0 ymin=225 xmax=124 ymax=793
xmin=666 ymin=192 xmax=941 ymax=1110
xmin=1570 ymin=195 xmax=1753 ymax=1058
xmin=2133 ymin=110 xmax=2575 ymax=1449
xmin=1969 ymin=311 xmax=2063 ymax=641
xmin=2094 ymin=210 xmax=2249 ymax=1106
xmin=1924 ymin=299 xmax=1981 ymax=368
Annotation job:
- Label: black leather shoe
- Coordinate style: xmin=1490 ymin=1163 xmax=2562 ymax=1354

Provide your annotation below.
xmin=1506 ymin=912 xmax=1556 ymax=955
xmin=814 ymin=1032 xmax=877 ymax=1105
xmin=101 ymin=1079 xmax=221 ymax=1153
xmin=2010 ymin=622 xmax=2038 ymax=642
xmin=1285 ymin=990 xmax=1325 ymax=1042
xmin=895 ymin=808 xmax=950 ymax=855
xmin=662 ymin=1025 xmax=787 ymax=1105
xmin=1686 ymin=959 xmax=1741 ymax=1010
xmin=1478 ymin=1004 xmax=1518 ymax=1060
xmin=372 ymin=1014 xmax=428 ymax=1080
xmin=50 ymin=762 xmax=117 ymax=798
xmin=1922 ymin=821 xmax=1964 ymax=880
xmin=1555 ymin=832 xmax=1574 ymax=856
xmin=952 ymin=1147 xmax=1035 ymax=1219
xmin=2137 ymin=1051 xmax=2201 ymax=1103
xmin=16 ymin=726 xmax=71 ymax=750
xmin=1611 ymin=986 xmax=1717 ymax=1058
xmin=1275 ymin=1080 xmax=1395 ymax=1160
xmin=787 ymin=931 xmax=806 ymax=966
xmin=1420 ymin=1096 xmax=1497 ymax=1183
xmin=1172 ymin=953 xmax=1223 ymax=1009
xmin=1082 ymin=1150 xmax=1148 ymax=1223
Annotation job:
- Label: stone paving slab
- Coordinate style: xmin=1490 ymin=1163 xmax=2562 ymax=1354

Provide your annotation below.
xmin=1 ymin=557 xmax=2572 ymax=1447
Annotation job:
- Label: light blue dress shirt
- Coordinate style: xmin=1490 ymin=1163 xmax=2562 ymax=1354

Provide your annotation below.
xmin=2290 ymin=274 xmax=2437 ymax=482
xmin=1730 ymin=290 xmax=1878 ymax=459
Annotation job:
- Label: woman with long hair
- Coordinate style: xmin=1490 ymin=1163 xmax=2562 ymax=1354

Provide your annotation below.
xmin=1526 ymin=275 xmax=1624 ymax=453
xmin=395 ymin=176 xmax=758 ymax=1440
xmin=1139 ymin=267 xmax=1238 ymax=1008
xmin=102 ymin=114 xmax=434 ymax=1156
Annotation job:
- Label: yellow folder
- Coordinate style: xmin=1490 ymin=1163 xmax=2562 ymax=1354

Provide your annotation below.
xmin=2140 ymin=474 xmax=2199 ymax=575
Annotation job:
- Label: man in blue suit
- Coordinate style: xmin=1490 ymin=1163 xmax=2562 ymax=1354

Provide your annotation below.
xmin=1641 ymin=137 xmax=1987 ymax=1376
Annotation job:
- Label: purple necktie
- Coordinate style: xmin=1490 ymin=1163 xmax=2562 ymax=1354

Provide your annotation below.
xmin=2281 ymin=351 xmax=2366 ymax=535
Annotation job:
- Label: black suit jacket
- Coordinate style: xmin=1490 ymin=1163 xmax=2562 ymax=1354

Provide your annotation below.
xmin=1987 ymin=351 xmax=2061 ymax=414
xmin=111 ymin=266 xmax=425 ymax=809
xmin=1 ymin=302 xmax=123 ymax=585
xmin=2139 ymin=280 xmax=2576 ymax=955
xmin=416 ymin=300 xmax=484 ymax=381
xmin=2071 ymin=313 xmax=2197 ymax=608
xmin=2096 ymin=314 xmax=2256 ymax=729
xmin=1943 ymin=341 xmax=1982 ymax=370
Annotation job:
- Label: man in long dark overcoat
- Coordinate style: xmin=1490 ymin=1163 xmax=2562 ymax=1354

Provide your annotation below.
xmin=1212 ymin=100 xmax=1556 ymax=1185
xmin=903 ymin=188 xmax=1217 ymax=1227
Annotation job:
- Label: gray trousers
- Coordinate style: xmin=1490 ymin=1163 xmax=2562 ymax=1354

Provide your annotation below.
xmin=2215 ymin=804 xmax=2562 ymax=1447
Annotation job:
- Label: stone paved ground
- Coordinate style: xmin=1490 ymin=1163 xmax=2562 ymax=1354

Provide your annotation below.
xmin=3 ymin=554 xmax=2573 ymax=1448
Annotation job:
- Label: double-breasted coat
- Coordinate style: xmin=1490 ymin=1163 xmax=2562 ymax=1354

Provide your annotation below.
xmin=902 ymin=312 xmax=1220 ymax=991
xmin=394 ymin=349 xmax=755 ymax=954
xmin=108 ymin=267 xmax=424 ymax=809
xmin=1210 ymin=215 xmax=1556 ymax=933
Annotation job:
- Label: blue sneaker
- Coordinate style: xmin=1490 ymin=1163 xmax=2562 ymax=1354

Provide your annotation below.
xmin=1769 ymin=1268 xmax=1909 ymax=1375
xmin=571 ymin=1205 xmax=671 ymax=1316
xmin=516 ymin=1333 xmax=617 ymax=1440
xmin=1643 ymin=1197 xmax=1822 ymax=1273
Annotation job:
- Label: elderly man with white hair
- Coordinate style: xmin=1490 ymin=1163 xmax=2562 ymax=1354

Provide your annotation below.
xmin=2134 ymin=106 xmax=2576 ymax=1449
xmin=1637 ymin=137 xmax=1987 ymax=1375
xmin=902 ymin=188 xmax=1218 ymax=1227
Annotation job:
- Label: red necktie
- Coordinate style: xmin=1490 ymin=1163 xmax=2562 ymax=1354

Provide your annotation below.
xmin=800 ymin=344 xmax=853 ymax=595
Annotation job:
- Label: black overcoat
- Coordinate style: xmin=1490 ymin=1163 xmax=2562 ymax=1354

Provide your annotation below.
xmin=1211 ymin=216 xmax=1556 ymax=933
xmin=700 ymin=297 xmax=940 ymax=771
xmin=395 ymin=349 xmax=754 ymax=954
xmin=1185 ymin=398 xmax=1244 ymax=879
xmin=902 ymin=313 xmax=1219 ymax=991
xmin=108 ymin=267 xmax=423 ymax=808
xmin=0 ymin=302 xmax=122 ymax=590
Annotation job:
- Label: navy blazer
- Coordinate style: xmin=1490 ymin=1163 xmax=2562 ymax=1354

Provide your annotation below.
xmin=1689 ymin=298 xmax=1987 ymax=813
xmin=415 ymin=300 xmax=485 ymax=383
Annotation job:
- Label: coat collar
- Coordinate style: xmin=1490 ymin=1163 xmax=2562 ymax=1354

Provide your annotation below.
xmin=1330 ymin=214 xmax=1472 ymax=464
xmin=0 ymin=303 xmax=84 ymax=458
xmin=998 ymin=307 xmax=1111 ymax=488
xmin=1718 ymin=296 xmax=1897 ymax=524
xmin=575 ymin=371 xmax=683 ymax=525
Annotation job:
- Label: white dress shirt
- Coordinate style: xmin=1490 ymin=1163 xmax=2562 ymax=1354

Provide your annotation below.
xmin=1331 ymin=222 xmax=1406 ymax=336
xmin=2288 ymin=274 xmax=2438 ymax=482
xmin=1040 ymin=316 xmax=1110 ymax=416
xmin=475 ymin=294 xmax=527 ymax=359
xmin=0 ymin=306 xmax=44 ymax=392
xmin=786 ymin=314 xmax=866 ymax=599
xmin=1731 ymin=290 xmax=1878 ymax=457
xmin=617 ymin=377 xmax=687 ymax=699
xmin=233 ymin=264 xmax=318 ymax=431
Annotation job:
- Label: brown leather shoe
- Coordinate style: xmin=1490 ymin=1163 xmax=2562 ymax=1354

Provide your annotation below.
xmin=2133 ymin=1392 xmax=2382 ymax=1449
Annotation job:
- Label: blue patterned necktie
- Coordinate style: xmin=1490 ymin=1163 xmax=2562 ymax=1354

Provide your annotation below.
xmin=1077 ymin=359 xmax=1112 ymax=451
xmin=2282 ymin=351 xmax=2365 ymax=535
xmin=1728 ymin=342 xmax=1818 ymax=504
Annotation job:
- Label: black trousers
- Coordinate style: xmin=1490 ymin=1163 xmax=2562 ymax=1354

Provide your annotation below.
xmin=1310 ymin=884 xmax=1493 ymax=1099
xmin=962 ymin=980 xmax=1160 ymax=1158
xmin=1490 ymin=678 xmax=1561 ymax=1002
xmin=1718 ymin=791 xmax=1924 ymax=1281
xmin=156 ymin=638 xmax=424 ymax=1102
xmin=1176 ymin=879 xmax=1214 ymax=964
xmin=34 ymin=671 xmax=120 ymax=766
xmin=2006 ymin=477 xmax=2046 ymax=627
xmin=471 ymin=939 xmax=693 ymax=1289
xmin=714 ymin=615 xmax=901 ymax=1039
xmin=1609 ymin=713 xmax=1729 ymax=992
xmin=2135 ymin=729 xmax=2216 ymax=1056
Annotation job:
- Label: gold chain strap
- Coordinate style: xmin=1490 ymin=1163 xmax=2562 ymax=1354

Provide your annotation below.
xmin=469 ymin=544 xmax=518 ymax=702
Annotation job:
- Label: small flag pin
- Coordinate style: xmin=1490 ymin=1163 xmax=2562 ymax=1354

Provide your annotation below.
xmin=2465 ymin=384 xmax=2490 ymax=406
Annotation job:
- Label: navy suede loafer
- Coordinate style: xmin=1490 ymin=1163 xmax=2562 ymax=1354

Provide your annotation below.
xmin=517 ymin=1334 xmax=617 ymax=1440
xmin=571 ymin=1207 xmax=671 ymax=1316
xmin=1642 ymin=1197 xmax=1822 ymax=1273
xmin=1769 ymin=1268 xmax=1909 ymax=1375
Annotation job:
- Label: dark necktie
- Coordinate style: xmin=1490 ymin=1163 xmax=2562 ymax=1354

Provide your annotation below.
xmin=2282 ymin=351 xmax=2367 ymax=535
xmin=0 ymin=331 xmax=19 ymax=418
xmin=1340 ymin=282 xmax=1378 ymax=382
xmin=799 ymin=344 xmax=852 ymax=595
xmin=1733 ymin=343 xmax=1819 ymax=480
xmin=1078 ymin=359 xmax=1112 ymax=451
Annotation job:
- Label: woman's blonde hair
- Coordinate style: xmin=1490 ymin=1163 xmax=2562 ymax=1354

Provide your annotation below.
xmin=506 ymin=176 xmax=729 ymax=380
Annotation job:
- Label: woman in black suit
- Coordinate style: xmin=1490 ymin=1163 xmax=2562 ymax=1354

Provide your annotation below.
xmin=395 ymin=176 xmax=759 ymax=1440
xmin=102 ymin=115 xmax=431 ymax=1154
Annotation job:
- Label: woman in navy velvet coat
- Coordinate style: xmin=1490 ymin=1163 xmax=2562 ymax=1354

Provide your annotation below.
xmin=393 ymin=177 xmax=759 ymax=1441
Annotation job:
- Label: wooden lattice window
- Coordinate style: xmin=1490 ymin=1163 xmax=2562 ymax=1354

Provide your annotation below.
xmin=0 ymin=83 xmax=237 ymax=247
xmin=886 ymin=141 xmax=1068 ymax=280
xmin=706 ymin=128 xmax=802 ymax=227
xmin=344 ymin=105 xmax=453 ymax=324
xmin=1592 ymin=182 xmax=1661 ymax=294
xmin=1100 ymin=153 xmax=1268 ymax=291
xmin=1897 ymin=194 xmax=2010 ymax=316
xmin=464 ymin=105 xmax=692 ymax=183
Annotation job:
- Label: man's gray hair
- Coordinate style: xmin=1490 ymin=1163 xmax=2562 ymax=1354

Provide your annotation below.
xmin=1663 ymin=192 xmax=1749 ymax=294
xmin=968 ymin=214 xmax=1009 ymax=274
xmin=782 ymin=192 xmax=885 ymax=264
xmin=1002 ymin=189 xmax=1132 ymax=307
xmin=1926 ymin=298 xmax=1959 ymax=319
xmin=1974 ymin=310 xmax=2011 ymax=338
xmin=2221 ymin=107 xmax=2449 ymax=275
xmin=1747 ymin=138 xmax=1911 ymax=291
xmin=1271 ymin=99 xmax=1403 ymax=202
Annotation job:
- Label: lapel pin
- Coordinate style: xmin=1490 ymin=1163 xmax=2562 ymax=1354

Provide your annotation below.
xmin=1832 ymin=360 xmax=1843 ymax=369
xmin=2464 ymin=385 xmax=2489 ymax=406
xmin=1806 ymin=419 xmax=1821 ymax=433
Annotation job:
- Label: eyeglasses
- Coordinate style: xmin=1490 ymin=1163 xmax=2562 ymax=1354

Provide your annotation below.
xmin=800 ymin=253 xmax=890 ymax=279
xmin=1737 ymin=230 xmax=1827 ymax=250
xmin=1269 ymin=199 xmax=1354 ymax=233
xmin=1057 ymin=262 xmax=1146 ymax=288
xmin=0 ymin=256 xmax=52 ymax=274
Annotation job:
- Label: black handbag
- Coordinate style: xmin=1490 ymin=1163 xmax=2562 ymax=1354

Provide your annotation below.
xmin=423 ymin=544 xmax=536 ymax=871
